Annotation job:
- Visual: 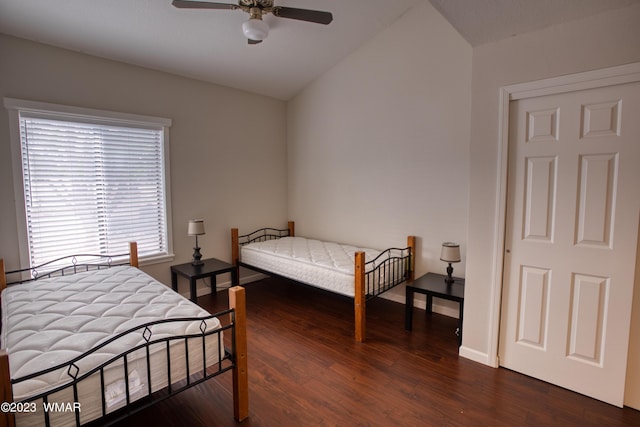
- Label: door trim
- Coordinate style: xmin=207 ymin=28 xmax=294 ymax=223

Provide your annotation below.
xmin=487 ymin=62 xmax=640 ymax=368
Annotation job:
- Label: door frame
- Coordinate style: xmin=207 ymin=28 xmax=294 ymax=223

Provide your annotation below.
xmin=487 ymin=62 xmax=640 ymax=367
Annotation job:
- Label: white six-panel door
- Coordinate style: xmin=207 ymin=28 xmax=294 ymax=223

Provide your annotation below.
xmin=499 ymin=82 xmax=640 ymax=406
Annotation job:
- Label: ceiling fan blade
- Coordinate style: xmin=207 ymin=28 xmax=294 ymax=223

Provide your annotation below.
xmin=171 ymin=0 xmax=238 ymax=10
xmin=272 ymin=7 xmax=333 ymax=25
xmin=248 ymin=39 xmax=263 ymax=45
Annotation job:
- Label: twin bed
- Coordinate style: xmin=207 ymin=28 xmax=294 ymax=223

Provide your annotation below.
xmin=232 ymin=221 xmax=415 ymax=342
xmin=0 ymin=243 xmax=248 ymax=427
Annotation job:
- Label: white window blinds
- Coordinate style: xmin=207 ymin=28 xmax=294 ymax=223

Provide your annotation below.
xmin=18 ymin=113 xmax=169 ymax=266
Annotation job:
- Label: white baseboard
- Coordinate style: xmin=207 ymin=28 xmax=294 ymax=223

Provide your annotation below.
xmin=182 ymin=272 xmax=267 ymax=299
xmin=459 ymin=345 xmax=497 ymax=367
xmin=380 ymin=289 xmax=460 ymax=319
xmin=237 ymin=272 xmax=267 ymax=286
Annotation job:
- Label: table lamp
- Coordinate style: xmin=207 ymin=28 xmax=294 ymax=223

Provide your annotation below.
xmin=188 ymin=219 xmax=205 ymax=266
xmin=440 ymin=242 xmax=461 ymax=284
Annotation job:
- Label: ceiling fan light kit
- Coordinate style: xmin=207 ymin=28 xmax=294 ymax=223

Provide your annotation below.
xmin=242 ymin=7 xmax=269 ymax=41
xmin=242 ymin=18 xmax=269 ymax=41
xmin=172 ymin=0 xmax=333 ymax=44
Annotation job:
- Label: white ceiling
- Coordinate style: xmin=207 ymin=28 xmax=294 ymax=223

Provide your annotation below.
xmin=1 ymin=0 xmax=638 ymax=100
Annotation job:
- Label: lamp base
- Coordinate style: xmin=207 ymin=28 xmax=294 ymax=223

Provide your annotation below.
xmin=191 ymin=246 xmax=203 ymax=266
xmin=445 ymin=263 xmax=455 ymax=284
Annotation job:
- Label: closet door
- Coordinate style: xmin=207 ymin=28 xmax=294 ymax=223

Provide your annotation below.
xmin=499 ymin=82 xmax=640 ymax=406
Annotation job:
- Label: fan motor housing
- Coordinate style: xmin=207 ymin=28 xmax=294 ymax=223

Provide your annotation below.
xmin=239 ymin=0 xmax=273 ymax=8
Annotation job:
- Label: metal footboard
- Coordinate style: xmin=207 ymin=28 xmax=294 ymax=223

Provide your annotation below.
xmin=9 ymin=311 xmax=237 ymax=427
xmin=364 ymin=246 xmax=413 ymax=299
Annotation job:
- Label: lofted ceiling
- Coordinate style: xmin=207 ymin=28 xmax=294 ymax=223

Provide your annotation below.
xmin=429 ymin=0 xmax=640 ymax=47
xmin=0 ymin=0 xmax=638 ymax=100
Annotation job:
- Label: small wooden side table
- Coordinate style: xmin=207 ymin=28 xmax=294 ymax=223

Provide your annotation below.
xmin=171 ymin=258 xmax=237 ymax=303
xmin=405 ymin=272 xmax=465 ymax=346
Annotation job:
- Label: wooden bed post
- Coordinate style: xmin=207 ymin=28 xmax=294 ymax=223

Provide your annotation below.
xmin=407 ymin=236 xmax=416 ymax=282
xmin=229 ymin=286 xmax=249 ymax=422
xmin=0 ymin=259 xmax=6 ymax=293
xmin=231 ymin=228 xmax=239 ymax=267
xmin=128 ymin=242 xmax=139 ymax=268
xmin=231 ymin=228 xmax=240 ymax=287
xmin=287 ymin=221 xmax=295 ymax=237
xmin=0 ymin=350 xmax=14 ymax=427
xmin=354 ymin=251 xmax=366 ymax=343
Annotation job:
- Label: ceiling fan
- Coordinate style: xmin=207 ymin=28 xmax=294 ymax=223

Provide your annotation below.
xmin=171 ymin=0 xmax=333 ymax=44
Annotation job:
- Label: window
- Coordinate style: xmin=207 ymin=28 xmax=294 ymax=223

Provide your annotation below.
xmin=5 ymin=98 xmax=173 ymax=267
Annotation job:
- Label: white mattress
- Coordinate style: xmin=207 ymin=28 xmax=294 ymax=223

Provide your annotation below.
xmin=1 ymin=265 xmax=223 ymax=426
xmin=240 ymin=236 xmax=386 ymax=297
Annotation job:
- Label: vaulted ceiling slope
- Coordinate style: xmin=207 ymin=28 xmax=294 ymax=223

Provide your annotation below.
xmin=429 ymin=0 xmax=640 ymax=47
xmin=1 ymin=0 xmax=638 ymax=100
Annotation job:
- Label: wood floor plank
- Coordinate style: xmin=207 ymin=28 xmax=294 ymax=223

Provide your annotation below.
xmin=114 ymin=277 xmax=640 ymax=426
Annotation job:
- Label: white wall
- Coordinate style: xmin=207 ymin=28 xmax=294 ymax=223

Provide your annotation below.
xmin=0 ymin=34 xmax=288 ymax=291
xmin=287 ymin=1 xmax=472 ymax=311
xmin=464 ymin=3 xmax=640 ymax=408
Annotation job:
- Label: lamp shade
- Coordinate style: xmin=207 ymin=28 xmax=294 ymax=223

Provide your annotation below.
xmin=440 ymin=242 xmax=461 ymax=263
xmin=242 ymin=18 xmax=269 ymax=41
xmin=188 ymin=219 xmax=205 ymax=236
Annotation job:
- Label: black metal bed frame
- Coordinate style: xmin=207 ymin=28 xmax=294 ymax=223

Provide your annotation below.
xmin=236 ymin=226 xmax=413 ymax=300
xmin=2 ymin=254 xmax=241 ymax=427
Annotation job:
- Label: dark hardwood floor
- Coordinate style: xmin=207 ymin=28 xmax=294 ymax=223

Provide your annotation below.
xmin=115 ymin=277 xmax=640 ymax=426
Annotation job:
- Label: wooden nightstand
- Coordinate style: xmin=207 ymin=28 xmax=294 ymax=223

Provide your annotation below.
xmin=405 ymin=272 xmax=465 ymax=346
xmin=171 ymin=258 xmax=237 ymax=303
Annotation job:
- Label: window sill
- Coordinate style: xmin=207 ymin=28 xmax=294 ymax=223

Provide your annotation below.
xmin=139 ymin=253 xmax=175 ymax=267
